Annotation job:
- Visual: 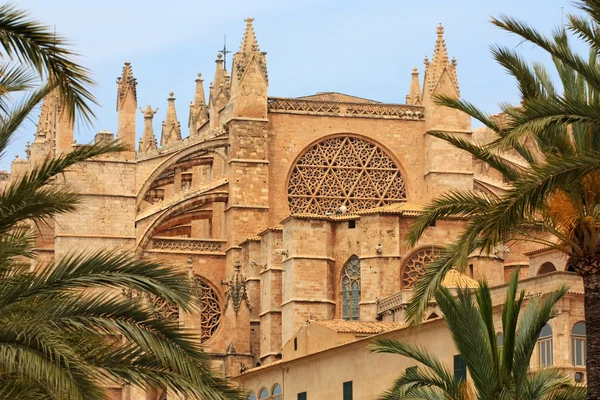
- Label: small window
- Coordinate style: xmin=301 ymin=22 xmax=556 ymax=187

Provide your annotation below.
xmin=429 ymin=219 xmax=436 ymax=227
xmin=348 ymin=220 xmax=356 ymax=229
xmin=297 ymin=392 xmax=307 ymax=400
xmin=259 ymin=388 xmax=269 ymax=399
xmin=538 ymin=324 xmax=553 ymax=367
xmin=272 ymin=384 xmax=282 ymax=400
xmin=572 ymin=322 xmax=586 ymax=367
xmin=247 ymin=393 xmax=257 ymax=400
xmin=343 ymin=381 xmax=353 ymax=400
xmin=294 ymin=337 xmax=298 ymax=351
xmin=468 ymin=264 xmax=474 ymax=278
xmin=497 ymin=333 xmax=504 ymax=349
xmin=453 ymin=354 xmax=466 ymax=383
xmin=538 ymin=262 xmax=557 ymax=275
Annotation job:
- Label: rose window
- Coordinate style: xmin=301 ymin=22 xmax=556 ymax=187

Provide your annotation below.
xmin=193 ymin=277 xmax=222 ymax=343
xmin=287 ymin=136 xmax=406 ymax=214
xmin=402 ymin=248 xmax=440 ymax=289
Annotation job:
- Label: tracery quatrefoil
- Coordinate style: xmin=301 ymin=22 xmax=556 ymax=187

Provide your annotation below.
xmin=402 ymin=248 xmax=440 ymax=289
xmin=287 ymin=136 xmax=406 ymax=214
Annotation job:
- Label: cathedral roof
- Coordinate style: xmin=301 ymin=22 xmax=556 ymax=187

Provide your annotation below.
xmin=312 ymin=320 xmax=405 ymax=334
xmin=295 ymin=92 xmax=380 ymax=104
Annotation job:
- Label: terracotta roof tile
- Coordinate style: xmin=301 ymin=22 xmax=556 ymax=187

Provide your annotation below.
xmin=296 ymin=92 xmax=380 ymax=104
xmin=312 ymin=319 xmax=405 ymax=334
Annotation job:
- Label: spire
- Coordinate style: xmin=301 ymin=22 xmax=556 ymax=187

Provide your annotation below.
xmin=35 ymin=88 xmax=60 ymax=152
xmin=116 ymin=62 xmax=137 ymax=111
xmin=230 ymin=18 xmax=268 ymax=96
xmin=161 ymin=92 xmax=181 ymax=147
xmin=188 ymin=73 xmax=209 ymax=136
xmin=139 ymin=105 xmax=158 ymax=153
xmin=407 ymin=67 xmax=422 ymax=105
xmin=423 ymin=24 xmax=459 ymax=97
xmin=240 ymin=18 xmax=259 ymax=55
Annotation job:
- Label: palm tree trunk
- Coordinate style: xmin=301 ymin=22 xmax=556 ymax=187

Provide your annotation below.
xmin=584 ymin=273 xmax=600 ymax=399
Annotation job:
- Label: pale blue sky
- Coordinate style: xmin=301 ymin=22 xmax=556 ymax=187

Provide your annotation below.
xmin=9 ymin=0 xmax=577 ymax=168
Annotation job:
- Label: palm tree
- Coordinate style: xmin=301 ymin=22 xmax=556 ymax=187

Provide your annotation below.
xmin=371 ymin=273 xmax=586 ymax=399
xmin=404 ymin=1 xmax=600 ymax=398
xmin=0 ymin=4 xmax=241 ymax=399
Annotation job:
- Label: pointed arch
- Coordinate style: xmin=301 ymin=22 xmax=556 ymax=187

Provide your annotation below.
xmin=341 ymin=255 xmax=361 ymax=320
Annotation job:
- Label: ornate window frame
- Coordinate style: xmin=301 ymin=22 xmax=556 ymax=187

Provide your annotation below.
xmin=401 ymin=246 xmax=441 ymax=290
xmin=286 ymin=134 xmax=407 ymax=215
xmin=192 ymin=275 xmax=223 ymax=344
xmin=341 ymin=255 xmax=361 ymax=321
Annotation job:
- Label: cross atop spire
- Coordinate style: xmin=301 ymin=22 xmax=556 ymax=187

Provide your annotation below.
xmin=423 ymin=24 xmax=459 ymax=97
xmin=116 ymin=62 xmax=137 ymax=111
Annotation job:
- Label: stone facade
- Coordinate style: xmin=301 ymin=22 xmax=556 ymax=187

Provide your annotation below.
xmin=8 ymin=19 xmax=586 ymax=400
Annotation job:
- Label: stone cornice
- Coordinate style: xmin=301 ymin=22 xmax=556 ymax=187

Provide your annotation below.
xmin=268 ymin=97 xmax=425 ymax=120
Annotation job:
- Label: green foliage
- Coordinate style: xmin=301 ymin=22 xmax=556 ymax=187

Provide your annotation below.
xmin=0 ymin=4 xmax=242 ymax=399
xmin=406 ymin=0 xmax=600 ymax=325
xmin=371 ymin=273 xmax=586 ymax=399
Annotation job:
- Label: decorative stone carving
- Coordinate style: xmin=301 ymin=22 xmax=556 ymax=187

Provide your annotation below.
xmin=287 ymin=136 xmax=407 ymax=214
xmin=221 ymin=261 xmax=250 ymax=314
xmin=193 ymin=277 xmax=222 ymax=343
xmin=151 ymin=238 xmax=224 ymax=252
xmin=402 ymin=247 xmax=440 ymax=289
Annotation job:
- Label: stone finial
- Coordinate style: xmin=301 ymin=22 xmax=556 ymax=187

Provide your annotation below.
xmin=116 ymin=62 xmax=137 ymax=111
xmin=221 ymin=261 xmax=250 ymax=314
xmin=231 ymin=17 xmax=268 ymax=88
xmin=34 ymin=88 xmax=61 ymax=155
xmin=189 ymin=73 xmax=209 ymax=136
xmin=423 ymin=24 xmax=459 ymax=96
xmin=139 ymin=105 xmax=158 ymax=153
xmin=406 ymin=67 xmax=422 ymax=105
xmin=160 ymin=92 xmax=182 ymax=147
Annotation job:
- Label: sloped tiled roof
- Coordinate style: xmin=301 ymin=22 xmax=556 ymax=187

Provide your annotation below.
xmin=312 ymin=319 xmax=405 ymax=334
xmin=357 ymin=202 xmax=424 ymax=215
xmin=296 ymin=92 xmax=380 ymax=104
xmin=442 ymin=269 xmax=479 ymax=288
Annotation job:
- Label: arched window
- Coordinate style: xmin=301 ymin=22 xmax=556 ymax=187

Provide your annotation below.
xmin=537 ymin=262 xmax=557 ymax=275
xmin=401 ymin=247 xmax=440 ymax=289
xmin=287 ymin=136 xmax=406 ymax=214
xmin=341 ymin=256 xmax=361 ymax=321
xmin=259 ymin=388 xmax=269 ymax=399
xmin=247 ymin=393 xmax=257 ymax=400
xmin=572 ymin=322 xmax=586 ymax=367
xmin=271 ymin=384 xmax=282 ymax=400
xmin=193 ymin=276 xmax=222 ymax=343
xmin=538 ymin=324 xmax=553 ymax=367
xmin=497 ymin=333 xmax=504 ymax=349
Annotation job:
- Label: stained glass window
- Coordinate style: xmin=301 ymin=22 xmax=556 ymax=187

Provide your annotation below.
xmin=341 ymin=256 xmax=361 ymax=320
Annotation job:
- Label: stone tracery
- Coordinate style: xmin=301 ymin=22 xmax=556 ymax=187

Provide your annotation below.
xmin=401 ymin=247 xmax=440 ymax=289
xmin=193 ymin=277 xmax=222 ymax=342
xmin=287 ymin=136 xmax=407 ymax=214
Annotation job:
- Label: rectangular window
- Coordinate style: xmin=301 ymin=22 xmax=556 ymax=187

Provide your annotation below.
xmin=538 ymin=338 xmax=553 ymax=367
xmin=297 ymin=392 xmax=307 ymax=400
xmin=468 ymin=264 xmax=474 ymax=278
xmin=572 ymin=337 xmax=586 ymax=366
xmin=453 ymin=354 xmax=467 ymax=383
xmin=343 ymin=381 xmax=353 ymax=400
xmin=348 ymin=220 xmax=356 ymax=229
xmin=294 ymin=337 xmax=298 ymax=351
